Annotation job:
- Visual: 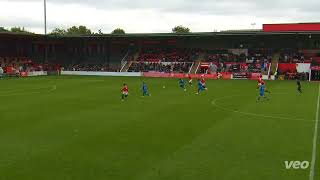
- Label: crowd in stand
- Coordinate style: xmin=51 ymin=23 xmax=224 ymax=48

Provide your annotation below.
xmin=205 ymin=50 xmax=272 ymax=63
xmin=0 ymin=57 xmax=122 ymax=73
xmin=128 ymin=48 xmax=316 ymax=75
xmin=206 ymin=53 xmax=247 ymax=63
xmin=279 ymin=49 xmax=305 ymax=63
xmin=137 ymin=48 xmax=199 ymax=62
xmin=128 ymin=62 xmax=192 ymax=73
xmin=1 ymin=49 xmax=318 ymax=78
xmin=0 ymin=57 xmax=43 ymax=74
xmin=63 ymin=64 xmax=119 ymax=72
xmin=199 ymin=49 xmax=272 ymax=74
xmin=127 ymin=48 xmax=198 ymax=73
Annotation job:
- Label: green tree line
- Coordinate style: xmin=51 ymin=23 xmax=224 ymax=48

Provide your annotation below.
xmin=0 ymin=25 xmax=192 ymax=35
xmin=0 ymin=27 xmax=34 ymax=34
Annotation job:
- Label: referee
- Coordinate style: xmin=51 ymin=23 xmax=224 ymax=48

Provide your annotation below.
xmin=296 ymin=79 xmax=302 ymax=93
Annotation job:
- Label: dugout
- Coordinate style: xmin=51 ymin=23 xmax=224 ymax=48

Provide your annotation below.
xmin=310 ymin=66 xmax=320 ymax=81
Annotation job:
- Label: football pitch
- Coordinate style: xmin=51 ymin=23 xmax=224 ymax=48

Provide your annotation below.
xmin=0 ymin=76 xmax=319 ymax=180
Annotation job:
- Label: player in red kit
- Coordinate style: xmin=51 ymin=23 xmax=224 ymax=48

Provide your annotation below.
xmin=257 ymin=75 xmax=263 ymax=88
xmin=121 ymin=83 xmax=129 ymax=101
xmin=188 ymin=74 xmax=193 ymax=86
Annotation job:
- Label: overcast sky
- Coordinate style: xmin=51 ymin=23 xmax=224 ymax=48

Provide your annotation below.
xmin=0 ymin=0 xmax=319 ymax=34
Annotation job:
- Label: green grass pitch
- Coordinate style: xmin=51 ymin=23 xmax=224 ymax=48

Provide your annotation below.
xmin=0 ymin=76 xmax=319 ymax=180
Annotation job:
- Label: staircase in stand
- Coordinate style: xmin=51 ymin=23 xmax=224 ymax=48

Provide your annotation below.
xmin=269 ymin=53 xmax=280 ymax=76
xmin=120 ymin=52 xmax=140 ymax=72
xmin=190 ymin=52 xmax=206 ymax=74
xmin=120 ymin=61 xmax=133 ymax=72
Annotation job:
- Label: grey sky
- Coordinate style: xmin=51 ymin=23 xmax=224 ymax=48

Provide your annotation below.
xmin=0 ymin=0 xmax=319 ymax=34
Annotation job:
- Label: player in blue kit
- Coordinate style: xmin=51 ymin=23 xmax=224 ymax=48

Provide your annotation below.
xmin=179 ymin=78 xmax=186 ymax=91
xmin=257 ymin=82 xmax=269 ymax=101
xmin=142 ymin=82 xmax=150 ymax=96
xmin=196 ymin=79 xmax=205 ymax=95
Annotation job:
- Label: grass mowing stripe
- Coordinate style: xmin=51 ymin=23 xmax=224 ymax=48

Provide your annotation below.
xmin=309 ymin=83 xmax=320 ymax=180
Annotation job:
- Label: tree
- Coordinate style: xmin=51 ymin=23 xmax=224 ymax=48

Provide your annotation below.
xmin=10 ymin=27 xmax=33 ymax=34
xmin=111 ymin=28 xmax=126 ymax=35
xmin=66 ymin=25 xmax=92 ymax=35
xmin=0 ymin=27 xmax=8 ymax=32
xmin=50 ymin=28 xmax=67 ymax=36
xmin=92 ymin=29 xmax=104 ymax=35
xmin=172 ymin=25 xmax=190 ymax=33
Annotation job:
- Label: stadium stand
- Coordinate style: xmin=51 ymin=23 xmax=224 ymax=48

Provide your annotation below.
xmin=63 ymin=63 xmax=119 ymax=72
xmin=136 ymin=48 xmax=199 ymax=62
xmin=1 ymin=30 xmax=320 ymax=80
xmin=196 ymin=49 xmax=272 ymax=75
xmin=128 ymin=62 xmax=192 ymax=73
xmin=126 ymin=48 xmax=199 ymax=73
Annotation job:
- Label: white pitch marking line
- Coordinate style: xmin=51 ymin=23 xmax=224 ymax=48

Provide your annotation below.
xmin=0 ymin=85 xmax=57 ymax=97
xmin=309 ymin=83 xmax=320 ymax=180
xmin=0 ymin=91 xmax=42 ymax=97
xmin=0 ymin=86 xmax=52 ymax=94
xmin=49 ymin=85 xmax=57 ymax=92
xmin=211 ymin=94 xmax=314 ymax=122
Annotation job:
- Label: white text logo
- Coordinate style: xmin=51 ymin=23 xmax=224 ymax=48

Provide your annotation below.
xmin=284 ymin=161 xmax=309 ymax=169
